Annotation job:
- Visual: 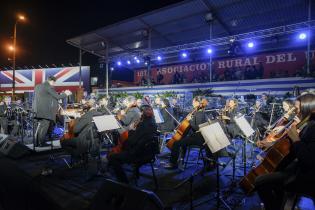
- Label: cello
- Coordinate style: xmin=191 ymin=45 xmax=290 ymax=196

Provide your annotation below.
xmin=166 ymin=98 xmax=208 ymax=150
xmin=239 ymin=114 xmax=310 ymax=194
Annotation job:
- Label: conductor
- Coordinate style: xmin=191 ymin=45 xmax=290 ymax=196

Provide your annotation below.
xmin=33 ymin=76 xmax=72 ymax=147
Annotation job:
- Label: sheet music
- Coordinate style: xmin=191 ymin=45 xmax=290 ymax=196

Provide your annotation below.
xmin=234 ymin=115 xmax=255 ymax=138
xmin=153 ymin=108 xmax=164 ymax=124
xmin=199 ymin=122 xmax=230 ymax=153
xmin=93 ymin=115 xmax=121 ymax=132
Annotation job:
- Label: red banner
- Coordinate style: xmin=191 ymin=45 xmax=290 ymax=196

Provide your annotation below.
xmin=134 ymin=50 xmax=315 ymax=85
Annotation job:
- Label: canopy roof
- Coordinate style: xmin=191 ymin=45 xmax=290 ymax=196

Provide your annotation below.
xmin=67 ymin=0 xmax=314 ymax=65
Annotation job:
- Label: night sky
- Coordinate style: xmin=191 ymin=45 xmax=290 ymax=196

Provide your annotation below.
xmin=0 ymin=0 xmax=182 ymax=69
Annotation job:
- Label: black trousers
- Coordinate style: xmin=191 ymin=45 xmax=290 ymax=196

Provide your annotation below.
xmin=108 ymin=152 xmax=135 ymax=183
xmin=255 ymin=161 xmax=314 ymax=210
xmin=35 ymin=119 xmax=54 ymax=145
xmin=170 ymin=132 xmax=212 ymax=165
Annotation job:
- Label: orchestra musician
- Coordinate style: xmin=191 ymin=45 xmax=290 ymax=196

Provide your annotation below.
xmin=159 ymin=98 xmax=176 ymax=133
xmin=257 ymin=99 xmax=296 ymax=149
xmin=221 ymin=98 xmax=241 ymax=138
xmin=107 ymin=105 xmax=158 ymax=183
xmin=251 ymin=99 xmax=270 ymax=137
xmin=164 ymin=96 xmax=213 ymax=169
xmin=33 ymin=76 xmax=72 ymax=147
xmin=255 ymin=93 xmax=315 ymax=210
xmin=61 ymin=99 xmax=102 ymax=157
xmin=116 ymin=96 xmax=141 ymax=135
xmin=0 ymin=98 xmax=8 ymax=134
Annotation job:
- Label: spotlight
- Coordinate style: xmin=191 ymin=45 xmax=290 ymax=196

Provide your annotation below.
xmin=207 ymin=48 xmax=213 ymax=54
xmin=134 ymin=56 xmax=138 ymax=60
xmin=117 ymin=61 xmax=121 ymax=66
xmin=181 ymin=52 xmax=188 ymax=58
xmin=299 ymin=33 xmax=307 ymax=40
xmin=157 ymin=56 xmax=162 ymax=61
xmin=247 ymin=42 xmax=254 ymax=48
xmin=136 ymin=59 xmax=140 ymax=64
xmin=110 ymin=67 xmax=114 ymax=71
xmin=144 ymin=61 xmax=148 ymax=65
xmin=127 ymin=60 xmax=131 ymax=65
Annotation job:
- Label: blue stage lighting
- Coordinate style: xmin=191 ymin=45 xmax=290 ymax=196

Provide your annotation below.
xmin=134 ymin=56 xmax=138 ymax=60
xmin=299 ymin=33 xmax=307 ymax=40
xmin=110 ymin=67 xmax=114 ymax=71
xmin=207 ymin=48 xmax=213 ymax=54
xmin=247 ymin=42 xmax=254 ymax=48
xmin=157 ymin=56 xmax=162 ymax=61
xmin=117 ymin=61 xmax=122 ymax=66
xmin=127 ymin=60 xmax=131 ymax=65
xmin=181 ymin=52 xmax=187 ymax=58
xmin=136 ymin=59 xmax=140 ymax=64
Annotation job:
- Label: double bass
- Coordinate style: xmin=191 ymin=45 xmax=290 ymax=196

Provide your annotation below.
xmin=239 ymin=115 xmax=310 ymax=194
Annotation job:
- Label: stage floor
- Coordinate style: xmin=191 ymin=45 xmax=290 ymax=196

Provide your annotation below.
xmin=0 ymin=139 xmax=314 ymax=210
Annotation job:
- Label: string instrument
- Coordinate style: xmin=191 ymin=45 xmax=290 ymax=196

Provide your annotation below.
xmin=59 ymin=106 xmax=83 ymax=142
xmin=109 ymin=116 xmax=142 ymax=156
xmin=107 ymin=104 xmax=140 ymax=156
xmin=166 ymin=109 xmax=197 ymax=149
xmin=265 ymin=107 xmax=296 ymax=135
xmin=259 ymin=107 xmax=296 ymax=145
xmin=239 ymin=115 xmax=310 ymax=194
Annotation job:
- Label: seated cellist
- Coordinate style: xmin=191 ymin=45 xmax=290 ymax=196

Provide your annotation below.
xmin=257 ymin=99 xmax=296 ymax=149
xmin=255 ymin=93 xmax=315 ymax=210
xmin=164 ymin=96 xmax=213 ymax=170
xmin=61 ymin=99 xmax=102 ymax=157
xmin=107 ymin=105 xmax=158 ymax=183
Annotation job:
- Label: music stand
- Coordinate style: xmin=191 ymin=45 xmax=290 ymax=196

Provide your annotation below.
xmin=194 ymin=121 xmax=232 ymax=210
xmin=153 ymin=108 xmax=164 ymax=124
xmin=93 ymin=115 xmax=121 ymax=132
xmin=234 ymin=115 xmax=255 ymax=176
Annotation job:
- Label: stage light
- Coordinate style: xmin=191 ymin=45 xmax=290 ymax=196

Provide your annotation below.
xmin=299 ymin=32 xmax=307 ymax=40
xmin=157 ymin=56 xmax=162 ymax=61
xmin=136 ymin=59 xmax=140 ymax=64
xmin=181 ymin=52 xmax=188 ymax=58
xmin=144 ymin=61 xmax=148 ymax=65
xmin=207 ymin=48 xmax=213 ymax=54
xmin=247 ymin=42 xmax=254 ymax=48
xmin=134 ymin=56 xmax=138 ymax=60
xmin=110 ymin=67 xmax=114 ymax=71
xmin=117 ymin=61 xmax=121 ymax=66
xmin=127 ymin=60 xmax=131 ymax=65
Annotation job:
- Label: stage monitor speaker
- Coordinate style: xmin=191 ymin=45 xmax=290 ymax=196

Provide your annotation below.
xmin=0 ymin=134 xmax=9 ymax=147
xmin=0 ymin=138 xmax=31 ymax=159
xmin=90 ymin=179 xmax=164 ymax=210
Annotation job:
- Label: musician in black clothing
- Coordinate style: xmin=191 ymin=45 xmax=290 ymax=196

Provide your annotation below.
xmin=107 ymin=105 xmax=158 ymax=183
xmin=159 ymin=98 xmax=175 ymax=133
xmin=255 ymin=93 xmax=315 ymax=210
xmin=222 ymin=98 xmax=241 ymax=138
xmin=164 ymin=96 xmax=211 ymax=169
xmin=61 ymin=99 xmax=102 ymax=157
xmin=0 ymin=99 xmax=8 ymax=134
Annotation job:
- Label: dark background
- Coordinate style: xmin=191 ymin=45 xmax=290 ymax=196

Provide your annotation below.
xmin=0 ymin=0 xmax=182 ymax=69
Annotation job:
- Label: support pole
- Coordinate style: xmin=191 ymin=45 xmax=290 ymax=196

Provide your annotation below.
xmin=79 ymin=49 xmax=82 ymax=88
xmin=106 ymin=42 xmax=109 ymax=97
xmin=209 ymin=20 xmax=213 ymax=83
xmin=147 ymin=29 xmax=152 ymax=86
xmin=12 ymin=22 xmax=17 ymax=99
xmin=306 ymin=0 xmax=312 ymax=75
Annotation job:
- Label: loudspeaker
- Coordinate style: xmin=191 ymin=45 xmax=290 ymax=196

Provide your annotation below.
xmin=0 ymin=138 xmax=31 ymax=159
xmin=90 ymin=179 xmax=164 ymax=210
xmin=0 ymin=134 xmax=9 ymax=146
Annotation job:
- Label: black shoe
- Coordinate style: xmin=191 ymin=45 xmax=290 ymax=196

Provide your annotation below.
xmin=164 ymin=163 xmax=178 ymax=170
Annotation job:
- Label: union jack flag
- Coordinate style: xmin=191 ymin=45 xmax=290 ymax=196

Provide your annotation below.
xmin=0 ymin=66 xmax=90 ymax=92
